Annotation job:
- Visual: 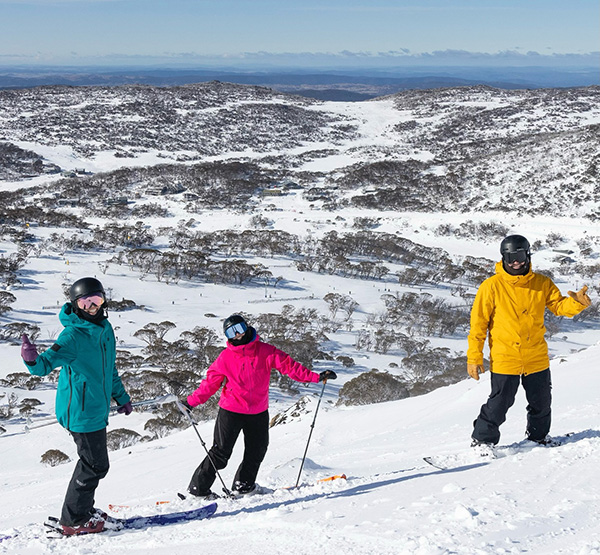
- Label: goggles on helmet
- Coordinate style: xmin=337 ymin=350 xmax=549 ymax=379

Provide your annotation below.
xmin=504 ymin=250 xmax=529 ymax=264
xmin=224 ymin=322 xmax=248 ymax=339
xmin=76 ymin=293 xmax=105 ymax=310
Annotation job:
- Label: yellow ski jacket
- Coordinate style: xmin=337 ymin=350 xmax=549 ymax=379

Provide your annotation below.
xmin=467 ymin=262 xmax=587 ymax=375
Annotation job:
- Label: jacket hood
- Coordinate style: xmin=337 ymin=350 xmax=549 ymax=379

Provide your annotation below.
xmin=495 ymin=261 xmax=534 ymax=286
xmin=59 ymin=303 xmax=108 ymax=330
xmin=226 ymin=329 xmax=260 ymax=355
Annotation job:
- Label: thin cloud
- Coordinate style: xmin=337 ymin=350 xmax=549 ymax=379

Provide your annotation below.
xmin=1 ymin=49 xmax=598 ymax=68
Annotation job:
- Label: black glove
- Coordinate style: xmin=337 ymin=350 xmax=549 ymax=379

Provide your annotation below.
xmin=319 ymin=370 xmax=337 ymax=382
xmin=179 ymin=398 xmax=194 ymax=412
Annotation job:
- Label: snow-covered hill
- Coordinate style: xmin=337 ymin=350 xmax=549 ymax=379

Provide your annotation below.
xmin=2 ymin=84 xmax=600 ymax=216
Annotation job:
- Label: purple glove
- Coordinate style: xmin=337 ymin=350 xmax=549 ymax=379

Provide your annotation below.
xmin=117 ymin=401 xmax=133 ymax=415
xmin=21 ymin=334 xmax=38 ymax=363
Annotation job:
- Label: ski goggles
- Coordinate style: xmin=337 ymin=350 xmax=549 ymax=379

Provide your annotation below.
xmin=503 ymin=250 xmax=529 ymax=264
xmin=224 ymin=322 xmax=248 ymax=339
xmin=76 ymin=293 xmax=105 ymax=310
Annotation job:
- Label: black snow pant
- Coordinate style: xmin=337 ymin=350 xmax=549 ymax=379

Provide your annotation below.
xmin=472 ymin=368 xmax=552 ymax=445
xmin=188 ymin=408 xmax=269 ymax=496
xmin=60 ymin=428 xmax=110 ymax=526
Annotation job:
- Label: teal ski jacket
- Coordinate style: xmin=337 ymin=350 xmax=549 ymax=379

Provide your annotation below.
xmin=24 ymin=303 xmax=130 ymax=433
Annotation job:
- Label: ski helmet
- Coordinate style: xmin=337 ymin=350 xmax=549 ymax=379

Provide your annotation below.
xmin=69 ymin=277 xmax=105 ymax=303
xmin=500 ymin=235 xmax=531 ymax=265
xmin=223 ymin=314 xmax=248 ymax=338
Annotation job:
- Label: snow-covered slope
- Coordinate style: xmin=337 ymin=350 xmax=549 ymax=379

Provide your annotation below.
xmin=1 ymin=340 xmax=599 ymax=554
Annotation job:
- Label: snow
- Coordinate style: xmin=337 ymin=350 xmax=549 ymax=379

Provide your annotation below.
xmin=2 ymin=342 xmax=600 ymax=554
xmin=1 ymin=88 xmax=600 ymax=554
xmin=0 ymin=214 xmax=599 ymax=553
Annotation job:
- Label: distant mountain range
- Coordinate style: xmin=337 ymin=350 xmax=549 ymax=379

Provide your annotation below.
xmin=0 ymin=65 xmax=598 ymax=99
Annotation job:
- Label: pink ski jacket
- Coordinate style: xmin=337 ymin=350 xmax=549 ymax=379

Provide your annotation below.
xmin=187 ymin=333 xmax=320 ymax=414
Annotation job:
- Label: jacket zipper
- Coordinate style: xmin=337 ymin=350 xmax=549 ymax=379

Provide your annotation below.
xmin=67 ymin=367 xmax=72 ymax=430
xmin=101 ymin=330 xmax=108 ymax=407
xmin=82 ymin=382 xmax=86 ymax=412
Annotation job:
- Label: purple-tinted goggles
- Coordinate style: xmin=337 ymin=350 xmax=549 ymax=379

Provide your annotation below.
xmin=76 ymin=292 xmax=105 ymax=310
xmin=225 ymin=322 xmax=247 ymax=339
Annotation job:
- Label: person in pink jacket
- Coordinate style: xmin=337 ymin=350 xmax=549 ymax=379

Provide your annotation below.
xmin=181 ymin=314 xmax=337 ymax=498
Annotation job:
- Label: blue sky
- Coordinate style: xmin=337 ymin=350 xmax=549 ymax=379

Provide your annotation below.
xmin=0 ymin=0 xmax=598 ymax=68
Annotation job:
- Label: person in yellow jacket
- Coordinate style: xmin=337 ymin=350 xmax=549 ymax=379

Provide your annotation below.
xmin=467 ymin=234 xmax=591 ymax=448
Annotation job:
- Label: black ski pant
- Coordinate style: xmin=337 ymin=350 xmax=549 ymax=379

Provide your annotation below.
xmin=60 ymin=428 xmax=110 ymax=526
xmin=472 ymin=368 xmax=552 ymax=445
xmin=188 ymin=408 xmax=269 ymax=496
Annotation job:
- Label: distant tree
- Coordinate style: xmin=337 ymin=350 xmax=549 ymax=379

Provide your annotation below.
xmin=337 ymin=370 xmax=409 ymax=407
xmin=133 ymin=321 xmax=176 ymax=346
xmin=41 ymin=449 xmax=70 ymax=467
xmin=106 ymin=428 xmax=143 ymax=451
xmin=0 ymin=322 xmax=40 ymax=342
xmin=0 ymin=291 xmax=16 ymax=314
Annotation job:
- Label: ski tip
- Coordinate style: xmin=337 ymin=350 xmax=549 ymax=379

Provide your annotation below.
xmin=201 ymin=501 xmax=218 ymax=517
xmin=317 ymin=474 xmax=347 ymax=482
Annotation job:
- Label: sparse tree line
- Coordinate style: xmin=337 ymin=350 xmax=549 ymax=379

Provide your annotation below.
xmin=0 ymin=142 xmax=59 ymax=180
xmin=106 ymin=248 xmax=273 ymax=285
xmin=0 ymin=297 xmax=474 ymax=453
xmin=4 ymin=275 xmax=600 ymax=458
xmin=90 ymin=226 xmax=494 ymax=292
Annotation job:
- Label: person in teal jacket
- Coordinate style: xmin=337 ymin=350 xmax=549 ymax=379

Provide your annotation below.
xmin=21 ymin=277 xmax=132 ymax=536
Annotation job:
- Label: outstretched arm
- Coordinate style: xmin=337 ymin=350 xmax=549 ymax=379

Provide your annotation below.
xmin=547 ymin=282 xmax=591 ymax=316
xmin=271 ymin=348 xmax=320 ymax=384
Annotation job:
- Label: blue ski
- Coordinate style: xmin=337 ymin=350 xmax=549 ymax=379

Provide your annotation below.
xmin=122 ymin=502 xmax=217 ymax=529
xmin=44 ymin=502 xmax=217 ymax=537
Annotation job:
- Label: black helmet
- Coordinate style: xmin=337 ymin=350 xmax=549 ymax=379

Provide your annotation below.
xmin=223 ymin=314 xmax=248 ymax=339
xmin=500 ymin=235 xmax=531 ymax=264
xmin=69 ymin=277 xmax=105 ymax=303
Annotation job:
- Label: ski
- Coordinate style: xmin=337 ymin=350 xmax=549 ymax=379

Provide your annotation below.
xmin=44 ymin=502 xmax=217 ymax=538
xmin=124 ymin=474 xmax=349 ymax=507
xmin=109 ymin=393 xmax=178 ymax=413
xmin=108 ymin=500 xmax=171 ymax=512
xmin=317 ymin=474 xmax=347 ymax=483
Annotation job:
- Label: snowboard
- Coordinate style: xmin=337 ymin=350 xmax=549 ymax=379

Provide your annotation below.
xmin=423 ymin=434 xmax=574 ymax=471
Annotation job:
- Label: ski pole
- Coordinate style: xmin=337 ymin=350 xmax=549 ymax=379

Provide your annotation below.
xmin=295 ymin=379 xmax=327 ymax=488
xmin=175 ymin=399 xmax=234 ymax=498
xmin=109 ymin=393 xmax=178 ymax=412
xmin=2 ymin=394 xmax=179 ymax=438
